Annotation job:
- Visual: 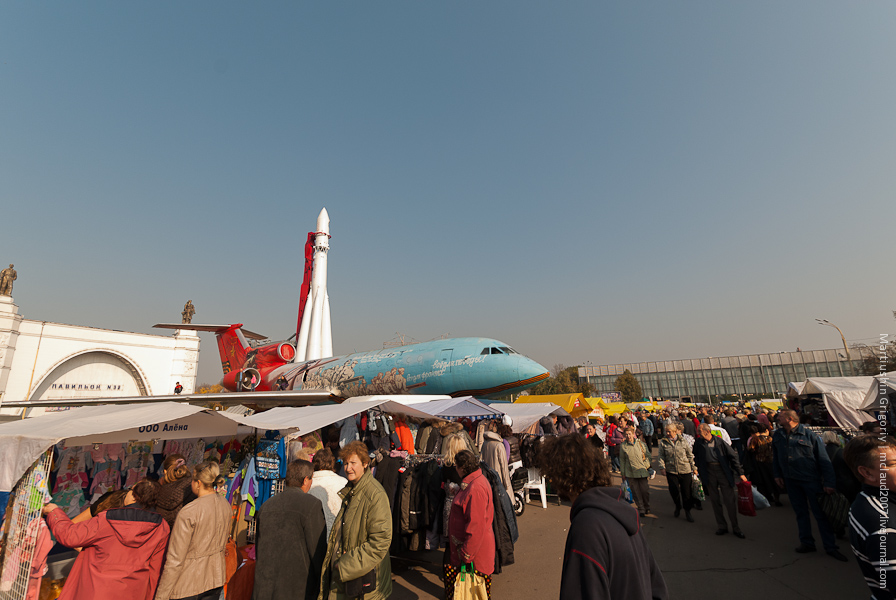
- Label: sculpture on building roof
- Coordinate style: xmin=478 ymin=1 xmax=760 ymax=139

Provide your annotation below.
xmin=0 ymin=264 xmax=16 ymax=296
xmin=182 ymin=300 xmax=195 ymax=324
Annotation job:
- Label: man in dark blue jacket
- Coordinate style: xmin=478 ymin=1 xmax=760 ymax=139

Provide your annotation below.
xmin=772 ymin=409 xmax=848 ymax=561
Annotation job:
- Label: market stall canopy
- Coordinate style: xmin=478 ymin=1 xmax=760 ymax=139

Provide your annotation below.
xmin=596 ymin=400 xmax=627 ymax=416
xmin=218 ymin=398 xmax=434 ymax=434
xmin=795 ymin=376 xmax=876 ymax=429
xmin=860 ymin=371 xmax=896 ymax=413
xmin=515 ymin=394 xmax=593 ymax=417
xmin=410 ymin=397 xmax=504 ymax=420
xmin=344 ymin=394 xmax=452 ymax=406
xmin=786 ymin=381 xmax=806 ymax=399
xmin=496 ymin=402 xmax=570 ymax=434
xmin=0 ymin=403 xmax=236 ymax=493
xmin=760 ymin=400 xmax=784 ymax=411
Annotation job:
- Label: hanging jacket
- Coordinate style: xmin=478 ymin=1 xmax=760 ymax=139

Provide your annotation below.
xmin=478 ymin=462 xmax=517 ymax=573
xmin=47 ymin=505 xmax=170 ymax=600
xmin=415 ymin=424 xmax=432 ymax=454
xmin=505 ymin=435 xmax=522 ymax=465
xmin=394 ymin=419 xmax=416 ymax=455
xmin=481 ymin=432 xmax=512 ymax=495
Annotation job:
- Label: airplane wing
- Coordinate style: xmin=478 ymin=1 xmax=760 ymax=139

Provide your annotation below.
xmin=0 ymin=390 xmax=340 ymax=409
xmin=153 ymin=323 xmax=268 ymax=341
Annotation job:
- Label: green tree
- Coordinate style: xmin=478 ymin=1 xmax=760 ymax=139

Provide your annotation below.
xmin=614 ymin=369 xmax=643 ymax=403
xmin=526 ymin=364 xmax=595 ymax=397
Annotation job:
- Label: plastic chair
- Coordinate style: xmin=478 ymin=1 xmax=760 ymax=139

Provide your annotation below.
xmin=523 ymin=467 xmax=548 ymax=509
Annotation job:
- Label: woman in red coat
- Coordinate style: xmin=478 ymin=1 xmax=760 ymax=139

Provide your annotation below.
xmin=445 ymin=449 xmax=495 ymax=600
xmin=42 ymin=479 xmax=170 ymax=600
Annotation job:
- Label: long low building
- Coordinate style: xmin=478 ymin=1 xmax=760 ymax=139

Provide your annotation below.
xmin=0 ymin=294 xmax=200 ymax=417
xmin=578 ymin=347 xmax=871 ymax=403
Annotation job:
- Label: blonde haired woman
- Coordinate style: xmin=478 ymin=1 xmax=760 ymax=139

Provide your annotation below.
xmin=440 ymin=434 xmax=470 ymax=542
xmin=155 ymin=461 xmax=231 ymax=600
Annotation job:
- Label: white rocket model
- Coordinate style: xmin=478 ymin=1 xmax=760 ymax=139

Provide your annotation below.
xmin=295 ymin=208 xmax=333 ymax=361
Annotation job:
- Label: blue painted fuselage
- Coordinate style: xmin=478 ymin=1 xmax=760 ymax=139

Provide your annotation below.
xmin=266 ymin=338 xmax=548 ymax=399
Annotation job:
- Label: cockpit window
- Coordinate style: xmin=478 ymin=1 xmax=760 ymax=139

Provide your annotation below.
xmin=491 ymin=347 xmax=504 ymax=354
xmin=481 ymin=348 xmax=490 ymax=355
xmin=500 ymin=347 xmax=516 ymax=354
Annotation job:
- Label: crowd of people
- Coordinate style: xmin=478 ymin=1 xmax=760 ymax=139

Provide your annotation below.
xmin=29 ymin=414 xmax=522 ymax=600
xmin=535 ymin=403 xmax=894 ymax=599
xmin=21 ymin=402 xmax=895 ymax=599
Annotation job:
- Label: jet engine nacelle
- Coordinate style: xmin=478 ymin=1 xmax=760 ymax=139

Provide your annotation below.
xmin=223 ymin=368 xmax=263 ymax=391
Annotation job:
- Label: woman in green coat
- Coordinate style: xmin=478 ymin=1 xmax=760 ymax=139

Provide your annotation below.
xmin=318 ymin=441 xmax=392 ymax=600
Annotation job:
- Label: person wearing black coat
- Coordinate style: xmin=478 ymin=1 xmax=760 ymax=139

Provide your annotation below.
xmin=253 ymin=460 xmax=327 ymax=600
xmin=693 ymin=424 xmax=748 ymax=538
xmin=537 ymin=434 xmax=668 ymax=600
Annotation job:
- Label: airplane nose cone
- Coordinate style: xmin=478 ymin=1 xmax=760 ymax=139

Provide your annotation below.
xmin=516 ymin=356 xmax=550 ymax=389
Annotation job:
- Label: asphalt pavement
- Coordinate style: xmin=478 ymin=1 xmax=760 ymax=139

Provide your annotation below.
xmin=390 ymin=460 xmax=868 ymax=599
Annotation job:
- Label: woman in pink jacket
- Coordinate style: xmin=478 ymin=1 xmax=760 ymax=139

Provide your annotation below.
xmin=445 ymin=449 xmax=495 ymax=600
xmin=42 ymin=479 xmax=170 ymax=600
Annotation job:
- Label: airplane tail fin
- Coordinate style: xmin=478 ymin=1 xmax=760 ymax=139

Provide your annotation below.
xmin=153 ymin=323 xmax=267 ymax=375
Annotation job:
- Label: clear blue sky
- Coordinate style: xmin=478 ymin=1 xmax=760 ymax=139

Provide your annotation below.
xmin=2 ymin=2 xmax=894 ymax=386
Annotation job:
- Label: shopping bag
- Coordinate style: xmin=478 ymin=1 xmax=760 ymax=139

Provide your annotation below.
xmin=692 ymin=474 xmax=705 ymax=502
xmin=621 ymin=479 xmax=634 ymax=504
xmin=817 ymin=491 xmax=850 ymax=532
xmin=737 ymin=480 xmax=756 ymax=517
xmin=455 ymin=564 xmax=488 ymax=600
xmin=752 ymin=485 xmax=770 ymax=510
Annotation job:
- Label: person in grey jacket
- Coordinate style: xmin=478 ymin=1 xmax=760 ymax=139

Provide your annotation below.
xmin=657 ymin=423 xmax=697 ymax=522
xmin=482 ymin=429 xmax=513 ymax=497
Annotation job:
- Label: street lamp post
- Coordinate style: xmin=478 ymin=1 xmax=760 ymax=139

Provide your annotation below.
xmin=816 ymin=318 xmax=852 ymax=375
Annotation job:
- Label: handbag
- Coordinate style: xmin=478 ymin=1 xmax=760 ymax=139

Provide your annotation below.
xmin=752 ymin=485 xmax=770 ymax=510
xmin=621 ymin=479 xmax=634 ymax=504
xmin=737 ymin=480 xmax=756 ymax=517
xmin=817 ymin=490 xmax=850 ymax=532
xmin=454 ymin=564 xmax=488 ymax=600
xmin=343 ymin=569 xmax=376 ymax=599
xmin=692 ymin=474 xmax=705 ymax=502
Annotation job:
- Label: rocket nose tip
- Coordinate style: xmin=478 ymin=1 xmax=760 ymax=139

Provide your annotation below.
xmin=317 ymin=207 xmax=330 ymax=232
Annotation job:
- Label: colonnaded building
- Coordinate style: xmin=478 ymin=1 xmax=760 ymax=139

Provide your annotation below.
xmin=0 ymin=294 xmax=200 ymax=418
xmin=578 ymin=347 xmax=871 ymax=404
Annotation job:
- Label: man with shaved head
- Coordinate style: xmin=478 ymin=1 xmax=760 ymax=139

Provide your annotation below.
xmin=772 ymin=409 xmax=847 ymax=562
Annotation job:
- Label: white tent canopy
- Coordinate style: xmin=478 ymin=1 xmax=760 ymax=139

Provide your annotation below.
xmin=796 ymin=376 xmax=876 ymax=429
xmin=218 ymin=399 xmax=435 ymax=434
xmin=411 ymin=397 xmax=504 ymax=420
xmin=343 ymin=395 xmax=452 ymax=406
xmin=786 ymin=381 xmax=806 ymax=399
xmin=0 ymin=403 xmax=238 ymax=493
xmin=860 ymin=371 xmax=896 ymax=413
xmin=491 ymin=402 xmax=569 ymax=434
